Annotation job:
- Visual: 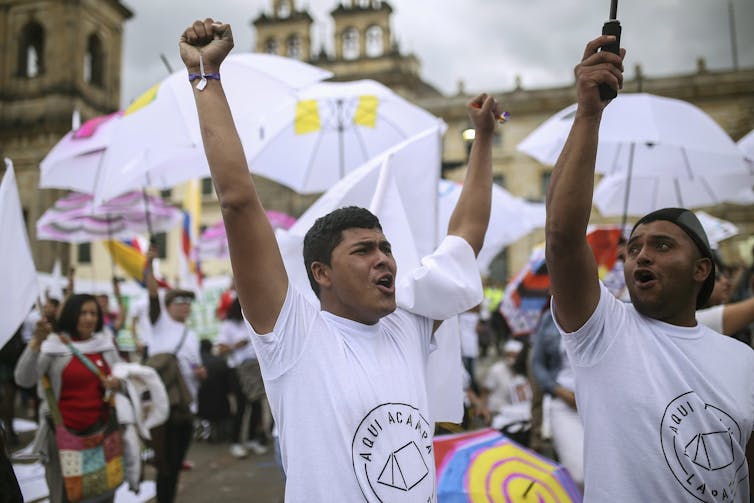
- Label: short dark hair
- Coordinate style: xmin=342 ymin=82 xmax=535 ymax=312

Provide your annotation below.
xmin=303 ymin=206 xmax=382 ymax=298
xmin=57 ymin=294 xmax=103 ymax=339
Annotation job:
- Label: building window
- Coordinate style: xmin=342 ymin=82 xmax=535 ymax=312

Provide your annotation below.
xmin=276 ymin=0 xmax=291 ymax=18
xmin=160 ymin=188 xmax=172 ymax=200
xmin=18 ymin=21 xmax=45 ymax=77
xmin=365 ymin=26 xmax=383 ymax=57
xmin=264 ymin=37 xmax=278 ymax=55
xmin=201 ymin=177 xmax=213 ymax=196
xmin=286 ymin=34 xmax=302 ymax=59
xmin=153 ymin=232 xmax=168 ymax=259
xmin=77 ymin=243 xmax=92 ymax=264
xmin=342 ymin=28 xmax=359 ymax=60
xmin=84 ymin=34 xmax=104 ymax=87
xmin=541 ymin=171 xmax=552 ymax=201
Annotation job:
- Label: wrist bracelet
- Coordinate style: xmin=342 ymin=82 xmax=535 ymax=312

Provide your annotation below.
xmin=188 ymin=72 xmax=220 ymax=82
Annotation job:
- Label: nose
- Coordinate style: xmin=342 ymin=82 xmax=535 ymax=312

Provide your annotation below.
xmin=635 ymin=244 xmax=652 ymax=265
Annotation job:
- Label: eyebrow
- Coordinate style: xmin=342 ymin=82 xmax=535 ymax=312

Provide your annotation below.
xmin=627 ymin=233 xmax=679 ymax=246
xmin=349 ymin=238 xmax=391 ymax=249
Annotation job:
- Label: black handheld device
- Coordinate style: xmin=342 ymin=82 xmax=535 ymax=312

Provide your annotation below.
xmin=599 ymin=0 xmax=622 ymax=100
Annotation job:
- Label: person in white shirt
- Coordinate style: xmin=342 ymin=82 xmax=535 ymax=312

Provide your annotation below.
xmin=216 ymin=297 xmax=268 ymax=458
xmin=545 ymin=35 xmax=754 ymax=502
xmin=180 ymin=18 xmax=499 ymax=502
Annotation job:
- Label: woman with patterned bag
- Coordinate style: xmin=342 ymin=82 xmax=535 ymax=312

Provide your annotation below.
xmin=15 ymin=294 xmax=126 ymax=502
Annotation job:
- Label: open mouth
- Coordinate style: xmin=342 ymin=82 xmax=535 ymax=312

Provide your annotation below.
xmin=375 ymin=274 xmax=395 ymax=293
xmin=634 ymin=269 xmax=657 ymax=287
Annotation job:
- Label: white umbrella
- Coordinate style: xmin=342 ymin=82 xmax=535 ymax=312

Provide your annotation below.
xmin=92 ymin=53 xmax=332 ymax=204
xmin=518 ymin=93 xmax=750 ymax=177
xmin=436 ymin=179 xmax=545 ymax=274
xmin=246 ymin=79 xmax=445 ymax=194
xmin=739 ymin=129 xmax=754 ymax=161
xmin=593 ymin=172 xmax=754 ymax=218
xmin=695 ymin=211 xmax=739 ymax=250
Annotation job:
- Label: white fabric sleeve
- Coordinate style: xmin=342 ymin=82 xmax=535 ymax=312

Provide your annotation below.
xmin=551 ymin=282 xmax=626 ymax=367
xmin=695 ymin=305 xmax=724 ymax=333
xmin=247 ymin=285 xmax=319 ymax=380
xmin=396 ymin=235 xmax=483 ymax=320
xmin=216 ymin=320 xmax=233 ymax=346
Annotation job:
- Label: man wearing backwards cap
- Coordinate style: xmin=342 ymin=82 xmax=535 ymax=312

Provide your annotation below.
xmin=545 ymin=35 xmax=754 ymax=502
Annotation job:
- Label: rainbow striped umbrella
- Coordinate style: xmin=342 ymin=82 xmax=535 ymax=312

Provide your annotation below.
xmin=197 ymin=210 xmax=296 ymax=260
xmin=435 ymin=429 xmax=582 ymax=502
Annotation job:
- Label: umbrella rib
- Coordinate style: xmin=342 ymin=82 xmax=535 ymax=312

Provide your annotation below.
xmin=680 ymin=148 xmax=694 ymax=181
xmin=302 ymin=131 xmax=326 ymax=190
xmin=699 ymin=176 xmax=719 ymax=204
xmin=673 ymin=179 xmax=684 ymax=208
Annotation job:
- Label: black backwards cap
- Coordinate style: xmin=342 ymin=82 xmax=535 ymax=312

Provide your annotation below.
xmin=630 ymin=208 xmax=715 ymax=309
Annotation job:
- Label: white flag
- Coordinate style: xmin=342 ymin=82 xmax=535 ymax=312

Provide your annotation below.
xmin=0 ymin=159 xmax=39 ymax=348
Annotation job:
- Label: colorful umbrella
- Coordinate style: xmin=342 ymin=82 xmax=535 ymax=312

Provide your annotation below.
xmin=500 ymin=227 xmax=625 ymax=336
xmin=435 ymin=428 xmax=582 ymax=502
xmin=36 ymin=191 xmax=181 ymax=244
xmin=197 ymin=210 xmax=296 ymax=260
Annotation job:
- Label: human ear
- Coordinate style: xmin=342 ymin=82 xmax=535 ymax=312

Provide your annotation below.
xmin=694 ymin=257 xmax=713 ymax=284
xmin=310 ymin=262 xmax=332 ymax=290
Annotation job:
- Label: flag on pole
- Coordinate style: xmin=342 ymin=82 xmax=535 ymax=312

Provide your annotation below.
xmin=0 ymin=159 xmax=40 ymax=349
xmin=180 ymin=180 xmax=202 ymax=289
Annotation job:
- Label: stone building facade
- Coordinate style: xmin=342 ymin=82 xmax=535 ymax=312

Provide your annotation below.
xmin=0 ymin=0 xmax=132 ymax=273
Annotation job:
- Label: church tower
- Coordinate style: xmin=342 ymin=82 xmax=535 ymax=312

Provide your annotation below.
xmin=321 ymin=0 xmax=439 ymax=98
xmin=0 ymin=0 xmax=132 ymax=270
xmin=252 ymin=0 xmax=314 ymax=61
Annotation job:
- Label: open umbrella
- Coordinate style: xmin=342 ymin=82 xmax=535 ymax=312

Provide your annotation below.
xmin=500 ymin=227 xmax=624 ymax=336
xmin=246 ymin=79 xmax=445 ymax=193
xmin=695 ymin=211 xmax=739 ymax=250
xmin=36 ymin=191 xmax=181 ymax=244
xmin=437 ymin=180 xmax=545 ymax=275
xmin=435 ymin=428 xmax=582 ymax=502
xmin=197 ymin=210 xmax=296 ymax=260
xmin=92 ymin=53 xmax=332 ymax=204
xmin=518 ymin=93 xmax=752 ymax=227
xmin=593 ymin=171 xmax=754 ymax=218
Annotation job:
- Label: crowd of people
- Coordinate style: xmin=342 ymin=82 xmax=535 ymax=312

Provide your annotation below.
xmin=1 ymin=16 xmax=753 ymax=503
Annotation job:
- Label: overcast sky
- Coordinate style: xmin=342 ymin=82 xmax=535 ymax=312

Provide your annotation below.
xmin=120 ymin=0 xmax=754 ymax=107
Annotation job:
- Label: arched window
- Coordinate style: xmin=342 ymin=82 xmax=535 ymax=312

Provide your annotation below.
xmin=286 ymin=34 xmax=302 ymax=60
xmin=264 ymin=37 xmax=278 ymax=55
xmin=18 ymin=21 xmax=45 ymax=77
xmin=342 ymin=28 xmax=359 ymax=60
xmin=276 ymin=0 xmax=291 ymax=18
xmin=84 ymin=34 xmax=104 ymax=87
xmin=365 ymin=26 xmax=383 ymax=57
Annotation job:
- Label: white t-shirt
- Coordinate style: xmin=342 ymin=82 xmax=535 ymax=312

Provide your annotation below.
xmin=216 ymin=319 xmax=257 ymax=367
xmin=696 ymin=304 xmax=724 ymax=334
xmin=251 ymin=286 xmax=437 ymax=503
xmin=149 ymin=299 xmax=202 ymax=410
xmin=458 ymin=311 xmax=480 ymax=359
xmin=129 ymin=295 xmax=152 ymax=348
xmin=555 ymin=283 xmax=754 ymax=502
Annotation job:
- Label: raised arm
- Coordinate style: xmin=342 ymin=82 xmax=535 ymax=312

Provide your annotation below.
xmin=446 ymin=94 xmax=499 ymax=256
xmin=179 ymin=19 xmax=287 ymax=333
xmin=545 ymin=36 xmax=625 ymax=332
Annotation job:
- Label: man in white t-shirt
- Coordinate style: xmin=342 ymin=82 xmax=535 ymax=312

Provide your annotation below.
xmin=180 ymin=19 xmax=500 ymax=502
xmin=545 ymin=35 xmax=754 ymax=501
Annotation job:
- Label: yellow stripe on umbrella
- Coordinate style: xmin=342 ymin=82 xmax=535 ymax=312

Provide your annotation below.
xmin=294 ymin=99 xmax=320 ymax=135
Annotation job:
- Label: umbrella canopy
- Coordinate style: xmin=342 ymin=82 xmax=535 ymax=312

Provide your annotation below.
xmin=197 ymin=210 xmax=296 ymax=260
xmin=739 ymin=129 xmax=754 ymax=160
xmin=435 ymin=428 xmax=582 ymax=502
xmin=593 ymin=172 xmax=754 ymax=218
xmin=518 ymin=93 xmax=750 ymax=177
xmin=437 ymin=180 xmax=545 ymax=275
xmin=246 ymin=79 xmax=445 ymax=193
xmin=500 ymin=227 xmax=625 ymax=336
xmin=36 ymin=191 xmax=181 ymax=244
xmin=39 ymin=112 xmax=122 ymax=193
xmin=92 ymin=53 xmax=332 ymax=204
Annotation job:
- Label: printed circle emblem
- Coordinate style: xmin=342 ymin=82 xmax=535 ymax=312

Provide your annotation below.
xmin=352 ymin=403 xmax=435 ymax=502
xmin=660 ymin=391 xmax=745 ymax=502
